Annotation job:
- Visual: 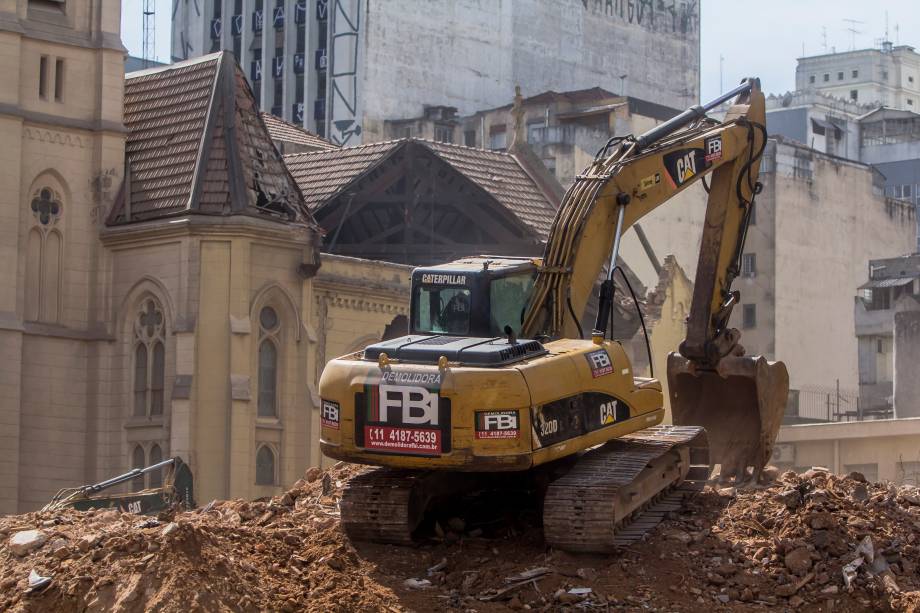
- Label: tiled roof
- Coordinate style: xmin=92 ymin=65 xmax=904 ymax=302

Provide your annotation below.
xmin=283 ymin=139 xmax=558 ymax=238
xmin=524 ymin=86 xmax=619 ymax=106
xmin=110 ymin=52 xmax=315 ymax=228
xmin=423 ymin=140 xmax=558 ymax=237
xmin=283 ymin=141 xmax=403 ymax=211
xmin=121 ymin=55 xmax=220 ymax=218
xmin=260 ymin=113 xmax=338 ymax=151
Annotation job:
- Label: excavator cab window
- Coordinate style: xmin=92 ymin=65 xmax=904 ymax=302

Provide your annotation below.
xmin=415 ymin=286 xmax=471 ymax=335
xmin=488 ymin=272 xmax=536 ymax=337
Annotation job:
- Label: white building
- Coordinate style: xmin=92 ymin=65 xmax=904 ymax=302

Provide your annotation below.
xmin=795 ymin=42 xmax=920 ymax=110
xmin=171 ymin=0 xmax=701 ymax=146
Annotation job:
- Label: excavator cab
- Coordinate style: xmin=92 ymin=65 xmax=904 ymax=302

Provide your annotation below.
xmin=410 ymin=256 xmax=539 ymax=339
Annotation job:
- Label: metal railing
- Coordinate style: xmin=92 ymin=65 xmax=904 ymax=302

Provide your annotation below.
xmin=784 ymin=381 xmax=893 ymax=424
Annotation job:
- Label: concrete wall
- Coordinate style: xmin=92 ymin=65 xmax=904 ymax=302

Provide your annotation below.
xmin=776 ymin=417 xmax=920 ymax=484
xmin=894 ymin=310 xmax=920 ymax=418
xmin=768 ymin=141 xmax=916 ymax=391
xmin=359 ymin=0 xmax=699 ymax=143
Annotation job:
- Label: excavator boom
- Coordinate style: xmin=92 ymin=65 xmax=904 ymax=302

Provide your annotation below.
xmin=521 ymin=79 xmax=788 ymax=480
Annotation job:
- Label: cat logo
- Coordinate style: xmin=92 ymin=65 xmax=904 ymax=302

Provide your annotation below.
xmin=675 ymin=152 xmax=697 ymax=183
xmin=663 ymin=148 xmax=707 ymax=189
xmin=600 ymin=401 xmax=617 ymax=425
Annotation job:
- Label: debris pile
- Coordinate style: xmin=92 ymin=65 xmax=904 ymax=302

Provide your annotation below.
xmin=2 ymin=465 xmax=920 ymax=611
xmin=0 ymin=464 xmax=399 ymax=612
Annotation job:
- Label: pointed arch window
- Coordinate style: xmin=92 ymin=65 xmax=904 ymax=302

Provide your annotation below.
xmin=148 ymin=444 xmax=163 ymax=489
xmin=25 ymin=187 xmax=63 ymax=323
xmin=133 ymin=299 xmax=166 ymax=418
xmin=256 ymin=444 xmax=276 ymax=485
xmin=131 ymin=445 xmax=145 ymax=492
xmin=257 ymin=306 xmax=280 ymax=417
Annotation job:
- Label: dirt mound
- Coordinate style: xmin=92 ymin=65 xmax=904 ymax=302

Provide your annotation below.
xmin=2 ymin=465 xmax=920 ymax=612
xmin=0 ymin=464 xmax=398 ymax=612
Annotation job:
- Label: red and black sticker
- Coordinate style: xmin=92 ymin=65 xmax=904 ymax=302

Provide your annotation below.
xmin=354 ymin=370 xmax=450 ymax=455
xmin=475 ymin=410 xmax=519 ymax=439
xmin=585 ymin=349 xmax=613 ymax=378
xmin=704 ymin=135 xmax=723 ymax=163
xmin=321 ymin=399 xmax=340 ymax=429
xmin=663 ymin=147 xmax=707 ymax=188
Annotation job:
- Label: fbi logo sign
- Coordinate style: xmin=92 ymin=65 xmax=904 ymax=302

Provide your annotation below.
xmin=585 ymin=349 xmax=613 ymax=378
xmin=663 ymin=148 xmax=706 ymax=188
xmin=704 ymin=136 xmax=723 ymax=163
xmin=475 ymin=410 xmax=519 ymax=439
xmin=321 ymin=399 xmax=340 ymax=429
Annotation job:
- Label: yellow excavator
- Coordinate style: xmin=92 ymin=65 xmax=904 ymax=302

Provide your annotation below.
xmin=319 ymin=79 xmax=789 ymax=552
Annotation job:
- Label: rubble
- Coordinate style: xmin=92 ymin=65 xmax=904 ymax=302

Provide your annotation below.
xmin=1 ymin=465 xmax=919 ymax=611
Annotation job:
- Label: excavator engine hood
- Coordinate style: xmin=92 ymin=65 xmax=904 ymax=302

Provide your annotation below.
xmin=667 ymin=353 xmax=788 ymax=483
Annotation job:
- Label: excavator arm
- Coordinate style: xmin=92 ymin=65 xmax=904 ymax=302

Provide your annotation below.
xmin=522 ymin=79 xmax=764 ymax=350
xmin=522 ymin=80 xmax=788 ymax=481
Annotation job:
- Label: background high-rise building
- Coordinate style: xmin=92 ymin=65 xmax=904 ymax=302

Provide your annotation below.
xmin=796 ymin=42 xmax=920 ymax=110
xmin=172 ymin=0 xmax=701 ymax=146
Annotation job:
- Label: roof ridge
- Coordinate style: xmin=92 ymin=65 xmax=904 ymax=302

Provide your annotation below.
xmin=413 ymin=137 xmax=516 ymax=158
xmin=282 ymin=137 xmax=405 ymax=159
xmin=126 ymin=51 xmax=224 ymax=79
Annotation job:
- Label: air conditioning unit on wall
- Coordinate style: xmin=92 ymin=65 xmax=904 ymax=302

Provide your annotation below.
xmin=771 ymin=443 xmax=795 ymax=464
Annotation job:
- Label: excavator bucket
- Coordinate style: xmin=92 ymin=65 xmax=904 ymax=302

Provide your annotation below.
xmin=667 ymin=353 xmax=789 ymax=483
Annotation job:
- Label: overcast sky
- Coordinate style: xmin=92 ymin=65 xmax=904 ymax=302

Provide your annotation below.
xmin=121 ymin=1 xmax=919 ymax=103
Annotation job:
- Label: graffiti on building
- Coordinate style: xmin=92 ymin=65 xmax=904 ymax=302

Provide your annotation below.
xmin=580 ymin=0 xmax=698 ymax=35
xmin=328 ymin=0 xmax=363 ymax=146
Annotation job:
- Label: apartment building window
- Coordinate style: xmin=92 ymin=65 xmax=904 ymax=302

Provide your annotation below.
xmin=823 ymin=73 xmax=829 ymax=82
xmin=273 ymin=78 xmax=282 ymax=111
xmin=809 ymin=75 xmax=815 ymax=84
xmin=910 ymin=76 xmax=915 ymax=84
xmin=850 ymin=90 xmax=858 ymax=101
xmin=882 ymin=70 xmax=889 ymax=81
xmin=434 ymin=124 xmax=453 ymax=144
xmin=464 ymin=130 xmax=476 ymax=147
xmin=741 ymin=253 xmax=757 ymax=277
xmin=39 ymin=56 xmax=48 ymax=99
xmin=210 ymin=0 xmax=222 ymax=53
xmin=852 ymin=69 xmax=859 ymax=78
xmin=490 ymin=125 xmax=507 ymax=151
xmin=909 ymin=99 xmax=915 ymax=107
xmin=837 ymin=71 xmax=844 ymax=81
xmin=54 ymin=58 xmax=64 ymax=101
xmin=742 ymin=304 xmax=756 ymax=329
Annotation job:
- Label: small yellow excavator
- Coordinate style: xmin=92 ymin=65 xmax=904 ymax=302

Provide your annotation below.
xmin=319 ymin=79 xmax=788 ymax=552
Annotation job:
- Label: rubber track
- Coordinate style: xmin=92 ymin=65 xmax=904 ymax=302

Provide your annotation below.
xmin=543 ymin=425 xmax=709 ymax=553
xmin=339 ymin=469 xmax=420 ymax=545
